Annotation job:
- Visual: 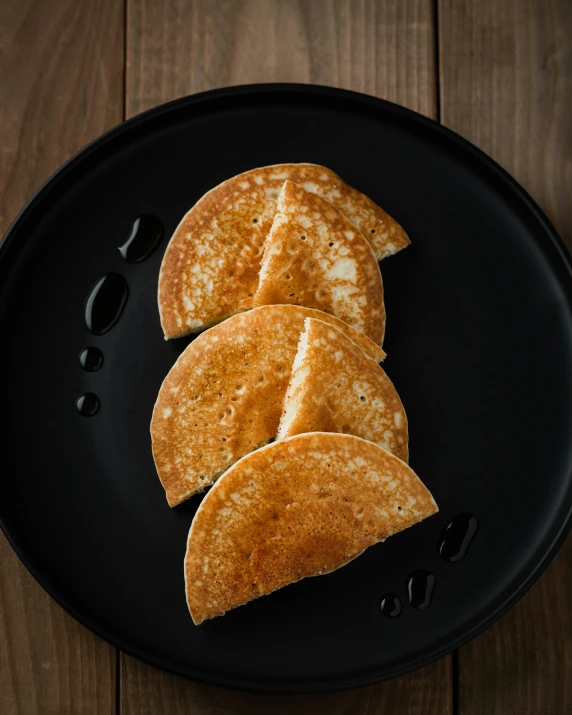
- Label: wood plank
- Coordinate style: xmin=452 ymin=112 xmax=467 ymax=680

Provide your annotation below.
xmin=126 ymin=0 xmax=437 ymax=118
xmin=456 ymin=539 xmax=572 ymax=715
xmin=123 ymin=0 xmax=449 ymax=711
xmin=439 ymin=0 xmax=572 ymax=249
xmin=0 ymin=0 xmax=124 ymax=712
xmin=120 ymin=654 xmax=451 ymax=715
xmin=0 ymin=538 xmax=117 ymax=715
xmin=439 ymin=1 xmax=572 ymax=713
xmin=0 ymin=0 xmax=125 ymax=237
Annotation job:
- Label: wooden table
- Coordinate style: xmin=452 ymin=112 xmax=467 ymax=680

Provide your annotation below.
xmin=1 ymin=1 xmax=571 ymax=713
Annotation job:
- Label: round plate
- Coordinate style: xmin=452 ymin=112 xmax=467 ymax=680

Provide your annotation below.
xmin=2 ymin=84 xmax=572 ymax=692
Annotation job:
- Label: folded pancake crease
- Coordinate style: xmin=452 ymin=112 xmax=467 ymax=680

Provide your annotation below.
xmin=159 ymin=164 xmax=408 ymax=339
xmin=151 ymin=305 xmax=385 ymax=507
xmin=253 ymin=181 xmax=385 ymax=346
xmin=185 ymin=432 xmax=437 ymax=624
xmin=278 ymin=317 xmax=408 ymax=461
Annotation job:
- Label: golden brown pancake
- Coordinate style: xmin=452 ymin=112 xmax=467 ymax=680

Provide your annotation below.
xmin=278 ymin=318 xmax=408 ymax=461
xmin=151 ymin=305 xmax=385 ymax=507
xmin=158 ymin=164 xmax=408 ymax=339
xmin=185 ymin=432 xmax=437 ymax=624
xmin=253 ymin=181 xmax=385 ymax=346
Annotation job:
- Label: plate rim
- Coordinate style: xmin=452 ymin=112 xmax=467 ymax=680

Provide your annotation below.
xmin=1 ymin=82 xmax=572 ymax=693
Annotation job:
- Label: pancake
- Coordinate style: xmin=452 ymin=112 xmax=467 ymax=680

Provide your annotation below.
xmin=185 ymin=432 xmax=437 ymax=624
xmin=278 ymin=318 xmax=408 ymax=461
xmin=253 ymin=181 xmax=385 ymax=345
xmin=159 ymin=163 xmax=408 ymax=339
xmin=151 ymin=305 xmax=385 ymax=507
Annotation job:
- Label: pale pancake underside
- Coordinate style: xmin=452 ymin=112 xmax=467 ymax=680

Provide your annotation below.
xmin=278 ymin=318 xmax=408 ymax=461
xmin=185 ymin=433 xmax=438 ymax=624
xmin=151 ymin=306 xmax=385 ymax=507
xmin=158 ymin=163 xmax=409 ymax=339
xmin=253 ymin=181 xmax=385 ymax=346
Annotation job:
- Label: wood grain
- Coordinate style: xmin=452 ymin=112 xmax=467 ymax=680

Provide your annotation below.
xmin=126 ymin=0 xmax=437 ymax=119
xmin=439 ymin=0 xmax=572 ymax=250
xmin=439 ymin=1 xmax=572 ymax=713
xmin=0 ymin=0 xmax=125 ymax=238
xmin=120 ymin=654 xmax=451 ymax=715
xmin=0 ymin=0 xmax=124 ymax=713
xmin=0 ymin=539 xmax=117 ymax=715
xmin=123 ymin=0 xmax=450 ymax=712
xmin=8 ymin=0 xmax=570 ymax=711
xmin=456 ymin=539 xmax=572 ymax=715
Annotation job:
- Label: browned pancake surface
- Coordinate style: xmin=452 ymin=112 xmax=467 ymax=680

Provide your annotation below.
xmin=278 ymin=318 xmax=408 ymax=460
xmin=159 ymin=164 xmax=408 ymax=338
xmin=151 ymin=306 xmax=385 ymax=507
xmin=185 ymin=433 xmax=437 ymax=624
xmin=253 ymin=181 xmax=385 ymax=346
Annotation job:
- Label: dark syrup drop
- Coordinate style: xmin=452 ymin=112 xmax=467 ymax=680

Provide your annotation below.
xmin=85 ymin=272 xmax=128 ymax=335
xmin=118 ymin=215 xmax=164 ymax=263
xmin=79 ymin=346 xmax=104 ymax=372
xmin=407 ymin=571 xmax=436 ymax=610
xmin=439 ymin=513 xmax=478 ymax=563
xmin=76 ymin=393 xmax=100 ymax=416
xmin=380 ymin=593 xmax=402 ymax=618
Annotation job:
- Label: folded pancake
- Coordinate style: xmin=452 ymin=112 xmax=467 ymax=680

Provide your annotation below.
xmin=253 ymin=181 xmax=385 ymax=345
xmin=185 ymin=432 xmax=437 ymax=624
xmin=151 ymin=305 xmax=385 ymax=507
xmin=278 ymin=318 xmax=408 ymax=461
xmin=159 ymin=163 xmax=408 ymax=339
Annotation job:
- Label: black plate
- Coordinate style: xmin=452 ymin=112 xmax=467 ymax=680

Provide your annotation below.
xmin=2 ymin=84 xmax=572 ymax=692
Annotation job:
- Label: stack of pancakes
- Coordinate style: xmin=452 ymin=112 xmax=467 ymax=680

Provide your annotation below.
xmin=152 ymin=164 xmax=437 ymax=624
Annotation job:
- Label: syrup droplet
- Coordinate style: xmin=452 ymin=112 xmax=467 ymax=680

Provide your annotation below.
xmin=407 ymin=571 xmax=436 ymax=610
xmin=76 ymin=393 xmax=100 ymax=416
xmin=85 ymin=273 xmax=128 ymax=335
xmin=439 ymin=513 xmax=478 ymax=563
xmin=79 ymin=347 xmax=104 ymax=372
xmin=118 ymin=215 xmax=164 ymax=263
xmin=380 ymin=593 xmax=402 ymax=618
